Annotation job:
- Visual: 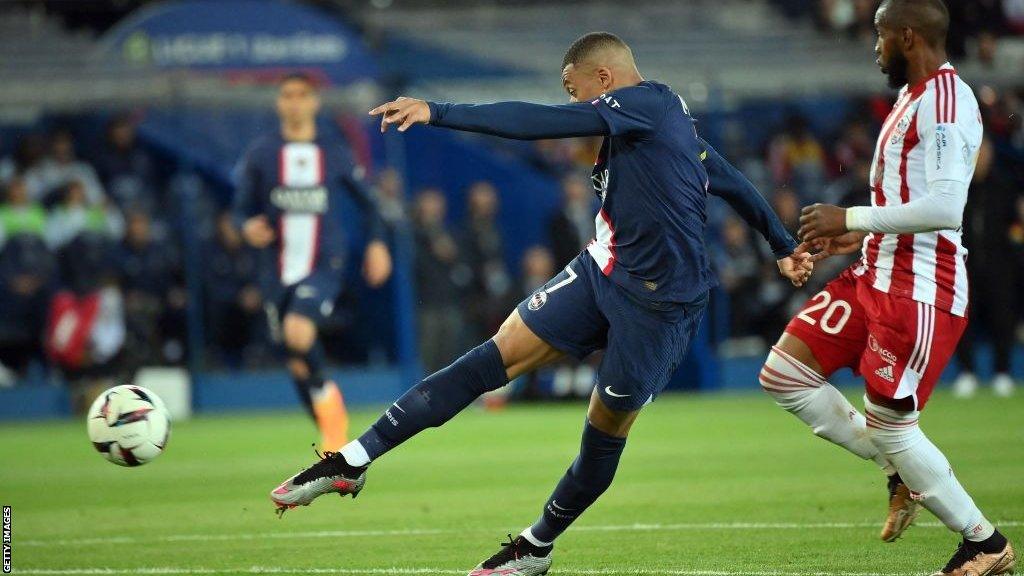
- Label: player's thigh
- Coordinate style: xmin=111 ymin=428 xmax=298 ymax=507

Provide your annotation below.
xmin=778 ymin=269 xmax=868 ymax=378
xmin=597 ymin=288 xmax=708 ymax=412
xmin=281 ymin=274 xmax=342 ymax=346
xmin=859 ymin=291 xmax=967 ymax=411
xmin=508 ymin=254 xmax=609 ymax=380
xmin=493 ymin=310 xmax=566 ymax=381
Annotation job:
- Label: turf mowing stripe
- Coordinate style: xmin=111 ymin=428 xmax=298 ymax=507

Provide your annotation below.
xmin=17 ymin=520 xmax=1023 ymax=547
xmin=11 ymin=568 xmax=926 ymax=576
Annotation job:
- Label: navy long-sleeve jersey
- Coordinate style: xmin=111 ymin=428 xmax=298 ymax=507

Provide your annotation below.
xmin=232 ymin=132 xmax=384 ymax=289
xmin=429 ymin=81 xmax=796 ymax=304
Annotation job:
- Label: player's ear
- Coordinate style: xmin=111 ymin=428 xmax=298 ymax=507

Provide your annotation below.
xmin=901 ymin=26 xmax=915 ymax=51
xmin=596 ymin=66 xmax=614 ymax=91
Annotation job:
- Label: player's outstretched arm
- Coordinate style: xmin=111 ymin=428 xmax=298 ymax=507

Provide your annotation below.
xmin=369 ymin=96 xmax=609 ymax=140
xmin=699 ymin=139 xmax=811 ymax=286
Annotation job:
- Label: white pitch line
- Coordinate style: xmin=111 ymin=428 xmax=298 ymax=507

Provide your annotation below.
xmin=16 ymin=520 xmax=1023 ymax=548
xmin=11 ymin=567 xmax=925 ymax=576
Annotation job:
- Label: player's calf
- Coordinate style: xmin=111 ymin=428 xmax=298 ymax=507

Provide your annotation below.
xmin=866 ymin=399 xmax=1007 ymax=554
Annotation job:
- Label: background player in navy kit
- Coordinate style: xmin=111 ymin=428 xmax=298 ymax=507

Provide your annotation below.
xmin=269 ymin=34 xmax=812 ymax=575
xmin=235 ymin=73 xmax=392 ymax=452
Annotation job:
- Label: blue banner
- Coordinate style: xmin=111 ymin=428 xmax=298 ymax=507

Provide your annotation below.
xmin=100 ymin=0 xmax=379 ymax=85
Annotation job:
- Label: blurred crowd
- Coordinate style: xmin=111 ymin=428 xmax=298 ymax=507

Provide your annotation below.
xmin=772 ymin=0 xmax=1024 ymax=68
xmin=2 ymin=83 xmax=1023 ymax=390
xmin=0 ymin=117 xmax=192 ymax=388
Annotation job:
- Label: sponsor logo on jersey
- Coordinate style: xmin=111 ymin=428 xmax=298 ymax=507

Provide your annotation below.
xmin=270 ymin=186 xmax=329 ymax=213
xmin=868 ymin=334 xmax=898 ymax=364
xmin=934 ymin=125 xmax=949 ymax=171
xmin=874 ymin=364 xmax=895 ymax=383
xmin=890 ymin=109 xmax=914 ymax=145
xmin=527 ymin=291 xmax=548 ymax=311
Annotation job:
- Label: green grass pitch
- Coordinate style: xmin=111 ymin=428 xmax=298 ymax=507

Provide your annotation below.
xmin=2 ymin=389 xmax=1022 ymax=575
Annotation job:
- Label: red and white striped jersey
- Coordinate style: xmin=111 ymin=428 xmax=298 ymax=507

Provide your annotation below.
xmin=854 ymin=63 xmax=983 ymax=317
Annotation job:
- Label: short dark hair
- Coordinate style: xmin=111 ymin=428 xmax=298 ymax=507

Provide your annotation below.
xmin=278 ymin=71 xmax=319 ymax=90
xmin=562 ymin=32 xmax=630 ymax=70
xmin=879 ymin=0 xmax=950 ymax=48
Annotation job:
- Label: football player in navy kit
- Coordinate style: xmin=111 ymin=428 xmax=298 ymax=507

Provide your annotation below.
xmin=235 ymin=73 xmax=391 ymax=452
xmin=270 ymin=36 xmax=811 ymax=575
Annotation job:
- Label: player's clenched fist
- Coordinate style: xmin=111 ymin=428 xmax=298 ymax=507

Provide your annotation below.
xmin=777 ymin=250 xmax=814 ymax=288
xmin=798 ymin=203 xmax=848 ymax=242
xmin=242 ymin=215 xmax=276 ymax=248
xmin=369 ymin=96 xmax=431 ymax=133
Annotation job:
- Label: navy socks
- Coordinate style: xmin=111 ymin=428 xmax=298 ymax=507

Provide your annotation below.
xmin=529 ymin=421 xmax=628 ymax=544
xmin=357 ymin=339 xmax=508 ymax=460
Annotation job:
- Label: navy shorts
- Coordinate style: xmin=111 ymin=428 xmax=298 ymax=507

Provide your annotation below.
xmin=264 ymin=271 xmax=343 ymax=344
xmin=517 ymin=253 xmax=707 ymax=411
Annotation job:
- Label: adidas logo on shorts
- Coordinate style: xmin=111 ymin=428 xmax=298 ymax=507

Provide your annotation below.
xmin=875 ymin=364 xmax=895 ymax=383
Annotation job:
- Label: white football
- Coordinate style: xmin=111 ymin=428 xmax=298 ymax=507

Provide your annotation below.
xmin=86 ymin=385 xmax=171 ymax=467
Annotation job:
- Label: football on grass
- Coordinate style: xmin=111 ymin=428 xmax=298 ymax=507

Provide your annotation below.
xmin=87 ymin=385 xmax=171 ymax=467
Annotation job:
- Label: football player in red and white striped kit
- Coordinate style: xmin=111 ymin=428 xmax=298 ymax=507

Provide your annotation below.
xmin=761 ymin=1 xmax=1015 ymax=575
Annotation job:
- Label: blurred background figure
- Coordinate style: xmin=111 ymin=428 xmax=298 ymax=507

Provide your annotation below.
xmin=117 ymin=210 xmax=186 ymax=369
xmin=548 ymin=175 xmax=595 ymax=269
xmin=25 ymin=129 xmax=106 ymax=206
xmin=952 ymin=137 xmax=1021 ymax=398
xmin=460 ymin=180 xmax=512 ymax=343
xmin=204 ymin=212 xmax=264 ymax=369
xmin=413 ymin=187 xmax=468 ymax=373
xmin=93 ymin=114 xmax=159 ymax=214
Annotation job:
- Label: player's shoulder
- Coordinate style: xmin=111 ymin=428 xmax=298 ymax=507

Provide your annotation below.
xmin=915 ymin=66 xmax=980 ymax=127
xmin=602 ymin=80 xmax=674 ymax=108
xmin=244 ymin=133 xmax=283 ymax=158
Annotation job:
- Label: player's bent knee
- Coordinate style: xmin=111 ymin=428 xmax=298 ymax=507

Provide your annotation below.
xmin=587 ymin=391 xmax=638 ymax=438
xmin=282 ymin=314 xmax=317 ymax=352
xmin=759 ymin=348 xmax=828 ymax=412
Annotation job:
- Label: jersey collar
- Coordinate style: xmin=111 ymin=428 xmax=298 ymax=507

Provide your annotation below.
xmin=907 ymin=62 xmax=955 ymax=98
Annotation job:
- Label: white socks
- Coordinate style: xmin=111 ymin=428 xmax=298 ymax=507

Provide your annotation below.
xmin=340 ymin=439 xmax=371 ymax=467
xmin=865 ymin=398 xmax=995 ymax=542
xmin=760 ymin=347 xmax=893 ymax=472
xmin=520 ymin=527 xmax=552 ymax=547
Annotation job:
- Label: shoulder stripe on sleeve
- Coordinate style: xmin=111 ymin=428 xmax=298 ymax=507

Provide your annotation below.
xmin=950 ymin=75 xmax=957 ymax=122
xmin=934 ymin=71 xmax=957 ymax=124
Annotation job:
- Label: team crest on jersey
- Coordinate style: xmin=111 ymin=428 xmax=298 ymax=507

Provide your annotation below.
xmin=889 ymin=108 xmax=915 ymax=146
xmin=527 ymin=290 xmax=548 ymax=311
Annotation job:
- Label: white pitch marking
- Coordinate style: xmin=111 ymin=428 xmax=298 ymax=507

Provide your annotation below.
xmin=11 ymin=567 xmax=926 ymax=576
xmin=17 ymin=520 xmax=1023 ymax=548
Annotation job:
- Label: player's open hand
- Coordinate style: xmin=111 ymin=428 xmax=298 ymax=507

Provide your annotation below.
xmin=798 ymin=203 xmax=847 ymax=243
xmin=369 ymin=97 xmax=431 ymax=133
xmin=363 ymin=240 xmax=393 ymax=287
xmin=798 ymin=232 xmax=867 ymax=263
xmin=242 ymin=215 xmax=275 ymax=248
xmin=777 ymin=250 xmax=814 ymax=287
